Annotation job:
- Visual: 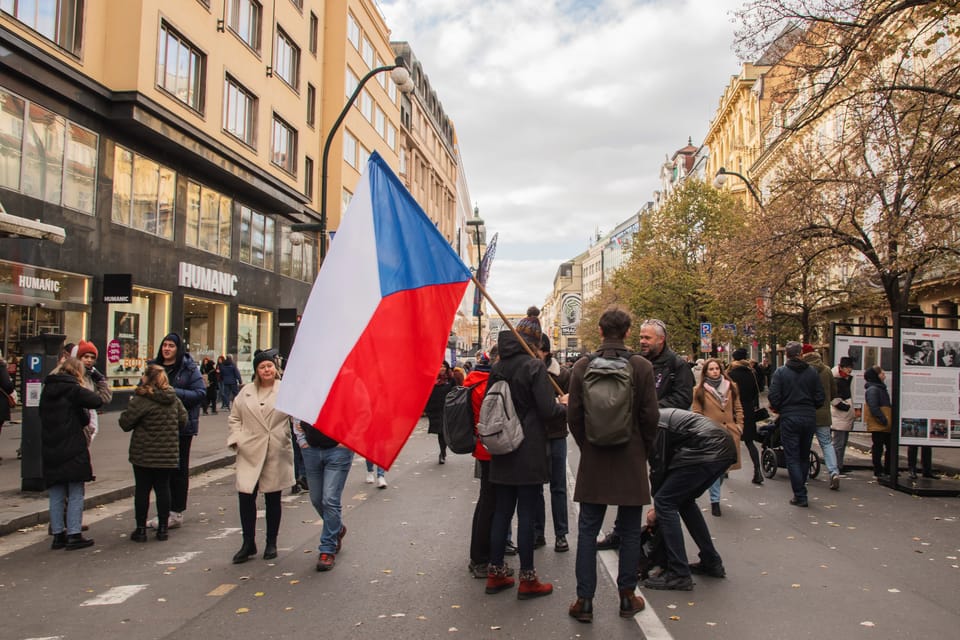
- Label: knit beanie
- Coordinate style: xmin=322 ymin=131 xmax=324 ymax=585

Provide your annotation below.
xmin=801 ymin=343 xmax=815 ymax=354
xmin=515 ymin=306 xmax=543 ymax=348
xmin=76 ymin=340 xmax=98 ymax=359
xmin=253 ymin=348 xmax=279 ymax=369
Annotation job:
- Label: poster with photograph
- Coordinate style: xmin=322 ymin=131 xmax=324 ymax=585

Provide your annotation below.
xmin=833 ymin=334 xmax=895 ymax=432
xmin=898 ymin=327 xmax=960 ymax=447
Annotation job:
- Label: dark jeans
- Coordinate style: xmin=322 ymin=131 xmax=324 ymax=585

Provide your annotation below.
xmin=205 ymin=385 xmax=218 ymax=413
xmin=779 ymin=415 xmax=817 ymax=500
xmin=535 ymin=437 xmax=569 ymax=538
xmin=470 ymin=460 xmax=495 ymax=565
xmin=170 ymin=434 xmax=193 ymax=513
xmin=133 ymin=465 xmax=172 ymax=528
xmin=489 ymin=483 xmax=539 ymax=571
xmin=576 ymin=502 xmax=642 ymax=598
xmin=291 ymin=424 xmax=305 ymax=481
xmin=653 ymin=461 xmax=727 ymax=577
xmin=238 ymin=485 xmax=282 ymax=542
xmin=907 ymin=445 xmax=932 ymax=474
xmin=872 ymin=431 xmax=891 ymax=475
xmin=831 ymin=430 xmax=850 ymax=470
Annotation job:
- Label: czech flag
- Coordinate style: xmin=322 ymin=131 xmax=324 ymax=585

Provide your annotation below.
xmin=277 ymin=152 xmax=472 ymax=469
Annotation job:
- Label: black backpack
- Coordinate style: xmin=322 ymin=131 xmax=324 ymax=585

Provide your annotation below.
xmin=442 ymin=382 xmax=481 ymax=454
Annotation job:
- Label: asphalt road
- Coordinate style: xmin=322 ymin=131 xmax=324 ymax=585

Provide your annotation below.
xmin=1 ymin=419 xmax=958 ymax=640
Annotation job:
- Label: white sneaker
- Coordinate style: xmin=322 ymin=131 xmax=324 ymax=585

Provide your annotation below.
xmin=168 ymin=512 xmax=183 ymax=529
xmin=377 ymin=476 xmax=388 ymax=489
xmin=146 ymin=516 xmax=158 ymax=529
xmin=365 ymin=472 xmax=375 ymax=484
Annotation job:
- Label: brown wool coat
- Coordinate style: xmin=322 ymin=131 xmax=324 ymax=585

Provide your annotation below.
xmin=227 ymin=381 xmax=295 ymax=494
xmin=692 ymin=380 xmax=744 ymax=471
xmin=567 ymin=340 xmax=660 ymax=506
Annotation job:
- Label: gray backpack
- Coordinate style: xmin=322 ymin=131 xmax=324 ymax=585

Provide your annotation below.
xmin=477 ymin=379 xmax=524 ymax=455
xmin=583 ymin=353 xmax=634 ymax=446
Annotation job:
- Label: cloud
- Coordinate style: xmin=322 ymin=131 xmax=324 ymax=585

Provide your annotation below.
xmin=380 ymin=0 xmax=744 ymax=312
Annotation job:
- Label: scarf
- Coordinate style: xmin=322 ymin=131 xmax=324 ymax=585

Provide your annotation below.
xmin=703 ymin=375 xmax=730 ymax=409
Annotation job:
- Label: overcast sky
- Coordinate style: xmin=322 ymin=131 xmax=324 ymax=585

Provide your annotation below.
xmin=379 ymin=0 xmax=747 ymax=314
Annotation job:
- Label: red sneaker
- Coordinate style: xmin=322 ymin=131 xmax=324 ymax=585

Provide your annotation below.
xmin=316 ymin=552 xmax=336 ymax=571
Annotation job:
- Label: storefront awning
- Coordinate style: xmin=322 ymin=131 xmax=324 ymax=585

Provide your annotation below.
xmin=0 ymin=202 xmax=66 ymax=244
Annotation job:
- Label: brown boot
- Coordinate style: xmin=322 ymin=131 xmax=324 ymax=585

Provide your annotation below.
xmin=517 ymin=569 xmax=553 ymax=600
xmin=619 ymin=587 xmax=645 ymax=617
xmin=485 ymin=564 xmax=515 ymax=594
xmin=569 ymin=597 xmax=593 ymax=623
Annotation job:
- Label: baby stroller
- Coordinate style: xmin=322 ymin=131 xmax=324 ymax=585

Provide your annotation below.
xmin=757 ymin=419 xmax=822 ymax=480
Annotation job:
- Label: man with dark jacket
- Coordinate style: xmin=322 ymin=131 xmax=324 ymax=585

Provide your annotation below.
xmin=768 ymin=341 xmax=825 ymax=507
xmin=727 ymin=349 xmax=763 ymax=484
xmin=146 ymin=333 xmax=206 ymax=528
xmin=644 ymin=408 xmax=737 ymax=591
xmin=598 ymin=318 xmax=694 ymax=550
xmin=567 ymin=307 xmax=659 ymax=620
xmin=801 ymin=344 xmax=840 ymax=489
xmin=534 ymin=334 xmax=572 ymax=553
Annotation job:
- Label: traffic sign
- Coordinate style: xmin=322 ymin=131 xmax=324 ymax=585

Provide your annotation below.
xmin=700 ymin=322 xmax=712 ymax=338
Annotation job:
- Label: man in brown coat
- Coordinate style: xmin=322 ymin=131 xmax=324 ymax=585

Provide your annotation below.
xmin=566 ymin=307 xmax=659 ymax=622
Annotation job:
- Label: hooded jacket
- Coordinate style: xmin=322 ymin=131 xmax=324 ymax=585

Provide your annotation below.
xmin=147 ymin=333 xmax=206 ymax=436
xmin=39 ymin=372 xmax=103 ymax=486
xmin=463 ymin=366 xmax=492 ymax=461
xmin=801 ymin=351 xmax=837 ymax=427
xmin=768 ymin=357 xmax=824 ymax=420
xmin=830 ymin=365 xmax=855 ymax=431
xmin=649 ymin=408 xmax=738 ymax=495
xmin=119 ymin=387 xmax=187 ymax=468
xmin=863 ymin=368 xmax=891 ymax=433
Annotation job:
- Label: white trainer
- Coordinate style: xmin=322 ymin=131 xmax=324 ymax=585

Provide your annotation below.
xmin=377 ymin=476 xmax=388 ymax=489
xmin=365 ymin=472 xmax=375 ymax=484
xmin=145 ymin=516 xmax=158 ymax=529
xmin=168 ymin=512 xmax=183 ymax=529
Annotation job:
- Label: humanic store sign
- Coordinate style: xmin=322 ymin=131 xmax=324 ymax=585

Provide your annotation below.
xmin=178 ymin=262 xmax=238 ymax=297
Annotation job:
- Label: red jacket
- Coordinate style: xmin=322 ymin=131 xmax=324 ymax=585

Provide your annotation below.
xmin=463 ymin=369 xmax=491 ymax=461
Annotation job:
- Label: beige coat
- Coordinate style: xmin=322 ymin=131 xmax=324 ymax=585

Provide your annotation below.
xmin=227 ymin=380 xmax=295 ymax=494
xmin=692 ymin=379 xmax=744 ymax=470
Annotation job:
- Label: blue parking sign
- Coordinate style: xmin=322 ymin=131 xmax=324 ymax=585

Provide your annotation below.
xmin=700 ymin=322 xmax=712 ymax=338
xmin=27 ymin=354 xmax=42 ymax=374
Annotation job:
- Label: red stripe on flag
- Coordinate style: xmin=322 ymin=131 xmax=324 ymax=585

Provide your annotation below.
xmin=311 ymin=281 xmax=468 ymax=469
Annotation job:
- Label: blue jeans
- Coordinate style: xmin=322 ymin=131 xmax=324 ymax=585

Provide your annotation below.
xmin=831 ymin=430 xmax=850 ymax=470
xmin=49 ymin=481 xmax=85 ymax=535
xmin=302 ymin=445 xmax=354 ymax=554
xmin=576 ymin=503 xmax=642 ymax=597
xmin=654 ymin=462 xmax=726 ymax=577
xmin=221 ymin=384 xmax=238 ymax=409
xmin=291 ymin=424 xmax=305 ymax=481
xmin=489 ymin=484 xmax=539 ymax=571
xmin=708 ymin=475 xmax=723 ymax=503
xmin=815 ymin=426 xmax=839 ymax=476
xmin=535 ymin=438 xmax=569 ymax=538
xmin=780 ymin=415 xmax=817 ymax=500
xmin=365 ymin=460 xmax=385 ymax=477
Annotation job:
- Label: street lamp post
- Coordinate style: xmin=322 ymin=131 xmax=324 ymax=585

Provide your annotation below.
xmin=713 ymin=166 xmax=763 ymax=207
xmin=291 ymin=57 xmax=416 ymax=261
xmin=465 ymin=207 xmax=485 ymax=352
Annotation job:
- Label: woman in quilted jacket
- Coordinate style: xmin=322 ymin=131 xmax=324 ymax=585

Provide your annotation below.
xmin=120 ymin=364 xmax=187 ymax=543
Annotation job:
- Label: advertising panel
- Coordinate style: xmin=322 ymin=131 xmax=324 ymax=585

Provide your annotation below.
xmin=834 ymin=334 xmax=894 ymax=432
xmin=898 ymin=327 xmax=960 ymax=448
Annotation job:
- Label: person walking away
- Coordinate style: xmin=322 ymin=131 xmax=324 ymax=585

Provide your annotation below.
xmin=597 ymin=318 xmax=694 ymax=550
xmin=485 ymin=306 xmax=567 ymax=600
xmin=644 ymin=408 xmax=736 ymax=590
xmin=692 ymin=358 xmax=743 ymax=516
xmin=768 ymin=341 xmax=824 ymax=507
xmin=534 ymin=334 xmax=571 ymax=553
xmin=727 ymin=349 xmax=763 ymax=484
xmin=227 ymin=349 xmax=294 ymax=563
xmin=218 ymin=355 xmax=242 ymax=410
xmin=863 ymin=366 xmax=892 ymax=479
xmin=119 ymin=365 xmax=186 ymax=542
xmin=425 ymin=361 xmax=454 ymax=464
xmin=294 ymin=419 xmax=353 ymax=571
xmin=40 ymin=357 xmax=103 ymax=550
xmin=801 ymin=344 xmax=841 ymax=490
xmin=146 ymin=333 xmax=206 ymax=529
xmin=830 ymin=357 xmax=855 ymax=472
xmin=566 ymin=307 xmax=658 ymax=621
xmin=200 ymin=356 xmax=218 ymax=415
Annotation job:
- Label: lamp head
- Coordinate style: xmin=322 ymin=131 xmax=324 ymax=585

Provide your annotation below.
xmin=713 ymin=167 xmax=728 ymax=189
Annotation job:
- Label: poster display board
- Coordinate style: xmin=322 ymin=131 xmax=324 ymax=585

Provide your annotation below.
xmin=833 ymin=334 xmax=894 ymax=432
xmin=898 ymin=327 xmax=960 ymax=448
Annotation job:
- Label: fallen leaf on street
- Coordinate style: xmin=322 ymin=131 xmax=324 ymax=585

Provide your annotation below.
xmin=791 ymin=584 xmax=801 ymax=588
xmin=290 ymin=580 xmax=299 ymax=585
xmin=860 ymin=621 xmax=875 ymax=627
xmin=667 ymin=604 xmax=677 ymax=609
xmin=490 ymin=626 xmax=502 ymax=630
xmin=254 ymin=592 xmax=264 ymax=597
xmin=157 ymin=598 xmax=167 ymax=602
xmin=887 ymin=588 xmax=900 ymax=593
xmin=451 ymin=605 xmax=461 ymax=609
xmin=448 ymin=627 xmax=458 ymax=632
xmin=669 ymin=616 xmax=680 ymax=621
xmin=706 ymin=622 xmax=717 ymax=626
xmin=284 ymin=607 xmax=294 ymax=611
xmin=391 ymin=613 xmax=406 ymax=618
xmin=382 ymin=569 xmax=393 ymax=574
xmin=236 ymin=608 xmax=249 ymax=614
xmin=417 ymin=616 xmax=428 ymax=620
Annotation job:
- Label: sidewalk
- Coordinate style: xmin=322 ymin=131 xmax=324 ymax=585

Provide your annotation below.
xmin=0 ymin=406 xmax=236 ymax=536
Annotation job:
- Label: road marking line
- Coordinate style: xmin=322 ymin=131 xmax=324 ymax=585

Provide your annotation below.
xmin=79 ymin=584 xmax=148 ymax=606
xmin=566 ymin=459 xmax=673 ymax=640
xmin=207 ymin=583 xmax=238 ymax=597
xmin=155 ymin=551 xmax=202 ymax=565
xmin=205 ymin=527 xmax=241 ymax=539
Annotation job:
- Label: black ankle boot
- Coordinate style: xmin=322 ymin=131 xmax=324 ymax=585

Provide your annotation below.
xmin=752 ymin=469 xmax=764 ymax=484
xmin=156 ymin=524 xmax=169 ymax=541
xmin=263 ymin=538 xmax=278 ymax=560
xmin=51 ymin=532 xmax=67 ymax=550
xmin=65 ymin=533 xmax=94 ymax=550
xmin=233 ymin=538 xmax=257 ymax=564
xmin=130 ymin=527 xmax=148 ymax=542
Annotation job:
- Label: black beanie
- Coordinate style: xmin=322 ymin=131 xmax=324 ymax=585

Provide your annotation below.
xmin=253 ymin=348 xmax=278 ymax=369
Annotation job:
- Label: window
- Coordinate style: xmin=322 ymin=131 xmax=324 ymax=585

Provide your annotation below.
xmin=186 ymin=181 xmax=232 ymax=257
xmin=375 ymin=106 xmax=385 ymax=137
xmin=342 ymin=129 xmax=357 ymax=168
xmin=227 ymin=0 xmax=261 ymax=52
xmin=361 ymin=35 xmax=374 ymax=68
xmin=157 ymin=22 xmax=206 ymax=112
xmin=271 ymin=114 xmax=297 ymax=174
xmin=112 ymin=146 xmax=175 ymax=239
xmin=357 ymin=144 xmax=369 ymax=169
xmin=386 ymin=121 xmax=397 ymax=150
xmin=0 ymin=88 xmax=98 ymax=214
xmin=388 ymin=75 xmax=397 ymax=103
xmin=306 ymin=83 xmax=316 ymax=127
xmin=223 ymin=75 xmax=257 ymax=145
xmin=239 ymin=205 xmax=275 ymax=269
xmin=341 ymin=188 xmax=352 ymax=215
xmin=289 ymin=0 xmax=302 ymax=9
xmin=304 ymin=156 xmax=313 ymax=199
xmin=375 ymin=54 xmax=385 ymax=86
xmin=347 ymin=12 xmax=360 ymax=50
xmin=309 ymin=12 xmax=318 ymax=55
xmin=280 ymin=224 xmax=316 ymax=281
xmin=345 ymin=67 xmax=358 ymax=98
xmin=360 ymin=88 xmax=372 ymax=121
xmin=1 ymin=0 xmax=83 ymax=55
xmin=274 ymin=27 xmax=299 ymax=89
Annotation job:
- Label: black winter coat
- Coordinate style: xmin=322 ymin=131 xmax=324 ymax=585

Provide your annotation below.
xmin=649 ymin=408 xmax=737 ymax=494
xmin=768 ymin=358 xmax=824 ymax=420
xmin=40 ymin=373 xmax=103 ymax=487
xmin=425 ymin=378 xmax=454 ymax=434
xmin=727 ymin=359 xmax=760 ymax=439
xmin=0 ymin=361 xmax=13 ymax=423
xmin=487 ymin=331 xmax=566 ymax=486
xmin=649 ymin=347 xmax=695 ymax=409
